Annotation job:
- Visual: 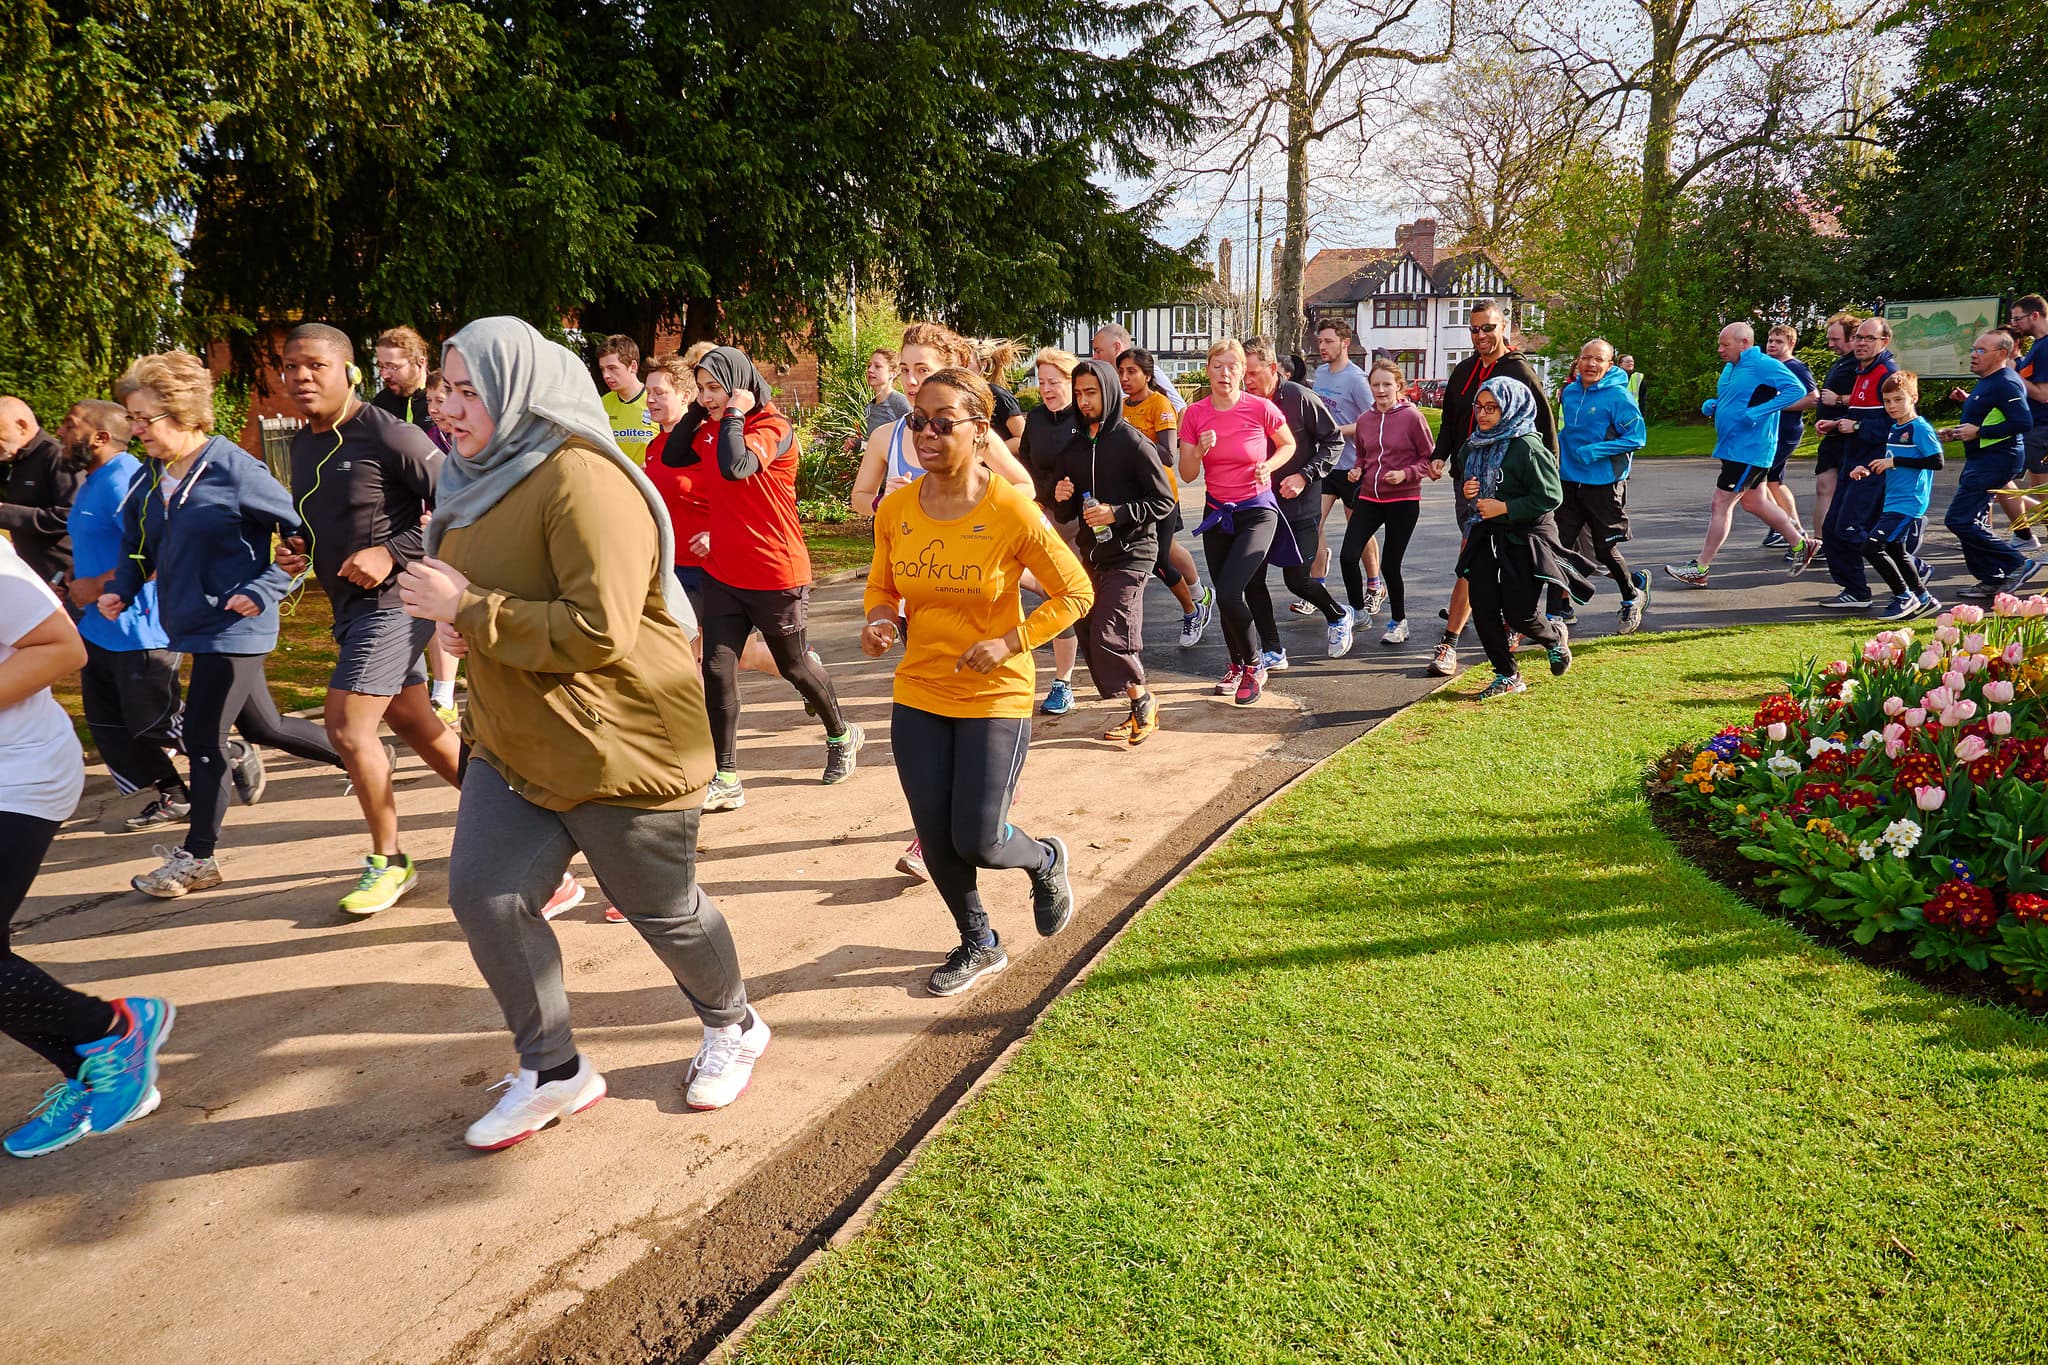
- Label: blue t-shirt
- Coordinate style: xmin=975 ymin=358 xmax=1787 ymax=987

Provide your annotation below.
xmin=1882 ymin=417 xmax=1943 ymax=518
xmin=68 ymin=453 xmax=169 ymax=651
xmin=1778 ymin=357 xmax=1816 ymax=445
xmin=2021 ymin=335 xmax=2048 ymax=426
xmin=1312 ymin=361 xmax=1374 ymax=470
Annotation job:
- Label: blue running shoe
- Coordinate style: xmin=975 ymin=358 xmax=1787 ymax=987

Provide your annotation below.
xmin=1040 ymin=678 xmax=1074 ymax=716
xmin=4 ymin=1079 xmax=92 ymax=1159
xmin=78 ymin=997 xmax=174 ymax=1136
xmin=1259 ymin=648 xmax=1289 ymax=673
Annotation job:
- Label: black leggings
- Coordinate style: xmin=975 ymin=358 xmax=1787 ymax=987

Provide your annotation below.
xmin=1201 ymin=507 xmax=1279 ymax=666
xmin=1466 ymin=532 xmax=1563 ymax=676
xmin=1864 ymin=535 xmax=1926 ymax=596
xmin=2 ymin=811 xmax=118 ymax=1078
xmin=1340 ymin=499 xmax=1421 ymax=621
xmin=80 ymin=641 xmax=185 ymax=798
xmin=1248 ymin=515 xmax=1344 ymax=651
xmin=701 ymin=617 xmax=845 ymax=774
xmin=891 ymin=705 xmax=1049 ymax=947
xmin=185 ymin=652 xmax=343 ymax=859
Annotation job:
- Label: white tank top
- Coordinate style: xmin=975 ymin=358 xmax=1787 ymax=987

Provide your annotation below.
xmin=886 ymin=416 xmax=924 ymax=484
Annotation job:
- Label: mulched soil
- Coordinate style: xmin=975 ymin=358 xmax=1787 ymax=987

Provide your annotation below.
xmin=1646 ymin=745 xmax=2048 ymax=1020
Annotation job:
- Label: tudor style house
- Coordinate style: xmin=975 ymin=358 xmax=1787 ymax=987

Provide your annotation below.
xmin=1302 ymin=219 xmax=1547 ymax=385
xmin=1057 ymin=275 xmax=1243 ymax=383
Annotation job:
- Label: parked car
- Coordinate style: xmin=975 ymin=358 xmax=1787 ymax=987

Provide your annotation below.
xmin=1416 ymin=379 xmax=1447 ymax=409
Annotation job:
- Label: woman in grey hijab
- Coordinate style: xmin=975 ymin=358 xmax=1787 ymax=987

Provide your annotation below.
xmin=398 ymin=317 xmax=769 ymax=1149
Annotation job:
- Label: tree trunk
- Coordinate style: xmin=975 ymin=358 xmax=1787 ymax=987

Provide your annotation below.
xmin=1276 ymin=0 xmax=1314 ymax=351
xmin=1625 ymin=0 xmax=1682 ymax=331
xmin=682 ymin=295 xmax=721 ymax=346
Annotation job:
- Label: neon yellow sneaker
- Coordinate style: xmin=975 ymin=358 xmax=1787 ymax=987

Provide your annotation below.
xmin=433 ymin=704 xmax=459 ymax=726
xmin=339 ymin=853 xmax=418 ymax=917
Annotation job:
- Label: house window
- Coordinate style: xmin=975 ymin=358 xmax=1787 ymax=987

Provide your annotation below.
xmin=1374 ymin=298 xmax=1424 ymax=329
xmin=1172 ymin=305 xmax=1207 ymax=339
xmin=1446 ymin=298 xmax=1496 ymax=327
xmin=1392 ymin=349 xmax=1424 ymax=381
xmin=1443 ymin=348 xmax=1472 ymax=372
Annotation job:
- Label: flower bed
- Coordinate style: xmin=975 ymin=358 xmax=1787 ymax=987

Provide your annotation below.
xmin=1656 ymin=597 xmax=2048 ymax=995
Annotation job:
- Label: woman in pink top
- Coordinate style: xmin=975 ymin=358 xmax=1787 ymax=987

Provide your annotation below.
xmin=1177 ymin=339 xmax=1294 ymax=705
xmin=1340 ymin=358 xmax=1440 ymax=645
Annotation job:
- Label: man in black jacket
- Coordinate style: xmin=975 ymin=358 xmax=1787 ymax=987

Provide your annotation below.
xmin=1426 ymin=302 xmax=1556 ymax=678
xmin=0 ymin=395 xmax=85 ymax=585
xmin=1243 ymin=340 xmax=1352 ymax=661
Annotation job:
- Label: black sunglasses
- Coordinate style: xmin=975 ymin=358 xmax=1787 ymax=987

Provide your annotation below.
xmin=906 ymin=411 xmax=987 ymax=437
xmin=1468 ymin=323 xmax=1500 ymax=335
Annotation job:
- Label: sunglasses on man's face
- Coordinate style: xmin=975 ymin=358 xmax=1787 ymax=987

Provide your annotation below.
xmin=1469 ymin=323 xmax=1499 ymax=335
xmin=907 ymin=411 xmax=987 ymax=437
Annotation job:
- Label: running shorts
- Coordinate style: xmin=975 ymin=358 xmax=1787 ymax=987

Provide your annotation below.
xmin=700 ymin=575 xmax=809 ymax=636
xmin=1321 ymin=468 xmax=1358 ymax=506
xmin=1716 ymin=459 xmax=1772 ymax=494
xmin=1767 ymin=434 xmax=1800 ymax=484
xmin=330 ymin=606 xmax=433 ymax=696
xmin=1870 ymin=511 xmax=1920 ymax=544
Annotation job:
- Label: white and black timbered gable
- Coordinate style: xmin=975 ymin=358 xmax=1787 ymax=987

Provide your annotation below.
xmin=1440 ymin=256 xmax=1515 ymax=299
xmin=1378 ymin=256 xmax=1436 ymax=297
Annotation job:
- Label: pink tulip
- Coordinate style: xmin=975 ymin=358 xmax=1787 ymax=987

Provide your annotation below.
xmin=2026 ymin=596 xmax=2048 ymax=619
xmin=1918 ymin=648 xmax=1946 ymax=670
xmin=1965 ymin=654 xmax=1989 ymax=675
xmin=1882 ymin=722 xmax=1907 ymax=757
xmin=1942 ymin=670 xmax=1966 ymax=692
xmin=1914 ymin=785 xmax=1946 ymax=811
xmin=1766 ymin=722 xmax=1789 ymax=742
xmin=1934 ymin=627 xmax=1960 ymax=648
xmin=1904 ymin=708 xmax=1928 ymax=728
xmin=2006 ymin=640 xmax=2027 ymax=665
xmin=1923 ymin=687 xmax=1954 ymax=711
xmin=1939 ymin=705 xmax=1965 ymax=728
xmin=1952 ymin=603 xmax=1986 ymax=626
xmin=1883 ymin=695 xmax=1906 ymax=716
xmin=1963 ymin=633 xmax=1987 ymax=654
xmin=1986 ymin=680 xmax=2016 ymax=703
xmin=1955 ymin=735 xmax=1989 ymax=762
xmin=1995 ymin=593 xmax=2022 ymax=616
xmin=1991 ymin=711 xmax=2013 ymax=735
xmin=1863 ymin=641 xmax=1886 ymax=663
xmin=1954 ymin=699 xmax=1978 ymax=721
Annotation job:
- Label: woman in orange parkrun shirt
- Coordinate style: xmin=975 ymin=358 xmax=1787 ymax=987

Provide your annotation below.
xmin=860 ymin=367 xmax=1093 ymax=998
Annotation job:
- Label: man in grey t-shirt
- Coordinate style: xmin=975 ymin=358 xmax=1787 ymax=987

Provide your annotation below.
xmin=1305 ymin=319 xmax=1376 ymax=598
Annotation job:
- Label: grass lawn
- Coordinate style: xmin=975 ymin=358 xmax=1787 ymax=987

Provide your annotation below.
xmin=807 ymin=520 xmax=876 ymax=577
xmin=732 ymin=621 xmax=2048 ymax=1363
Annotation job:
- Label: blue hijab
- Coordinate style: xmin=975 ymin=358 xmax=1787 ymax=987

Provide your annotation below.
xmin=1461 ymin=375 xmax=1540 ymax=499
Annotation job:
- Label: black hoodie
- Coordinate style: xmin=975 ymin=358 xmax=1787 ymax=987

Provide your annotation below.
xmin=1051 ymin=360 xmax=1176 ymax=571
xmin=1265 ymin=378 xmax=1342 ymax=520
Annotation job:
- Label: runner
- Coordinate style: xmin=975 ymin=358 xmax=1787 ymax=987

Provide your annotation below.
xmin=59 ymin=400 xmax=189 ymax=829
xmin=1851 ymin=370 xmax=1942 ymax=620
xmin=1015 ymin=346 xmax=1086 ymax=716
xmin=1810 ymin=313 xmax=1859 ymax=561
xmin=1338 ymin=358 xmax=1438 ymax=646
xmin=1810 ymin=316 xmax=1903 ymax=607
xmin=1758 ymin=324 xmax=1818 ymax=548
xmin=860 ymin=349 xmax=910 ymax=437
xmin=976 ymin=338 xmax=1029 ymax=453
xmin=1114 ymin=347 xmax=1212 ymax=646
xmin=1425 ymin=300 xmax=1557 ymax=677
xmin=1178 ymin=339 xmax=1296 ymax=706
xmin=1662 ymin=324 xmax=1816 ymax=589
xmin=104 ymin=351 xmax=345 ymax=899
xmin=1308 ymin=319 xmax=1375 ymax=617
xmin=398 ymin=315 xmax=764 ymax=1143
xmin=860 ymin=366 xmax=1090 ymax=997
xmin=596 ymin=334 xmax=658 ymax=463
xmin=419 ymin=368 xmax=460 ymax=717
xmin=2011 ymin=295 xmax=2048 ymax=520
xmin=1239 ymin=339 xmax=1351 ymax=663
xmin=1052 ymin=360 xmax=1174 ymax=741
xmin=271 ymin=322 xmax=464 ymax=917
xmin=1939 ymin=329 xmax=2040 ymax=600
xmin=1 ymin=541 xmax=175 ymax=1159
xmin=643 ymin=353 xmax=711 ymax=620
xmin=848 ymin=322 xmax=1034 ymax=516
xmin=1552 ymin=339 xmax=1651 ymax=633
xmin=1454 ymin=377 xmax=1572 ymax=701
xmin=670 ymin=345 xmax=860 ymax=811
xmin=1090 ymin=336 xmax=1209 ymax=632
xmin=371 ymin=326 xmax=440 ymax=438
xmin=0 ymin=396 xmax=83 ymax=587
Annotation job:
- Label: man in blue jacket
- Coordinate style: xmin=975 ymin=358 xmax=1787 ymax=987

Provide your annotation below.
xmin=1552 ymin=338 xmax=1650 ymax=632
xmin=1941 ymin=329 xmax=2040 ymax=598
xmin=1665 ymin=323 xmax=1816 ymax=588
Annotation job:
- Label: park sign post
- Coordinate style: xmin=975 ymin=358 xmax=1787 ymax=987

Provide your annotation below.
xmin=1883 ymin=296 xmax=2006 ymax=378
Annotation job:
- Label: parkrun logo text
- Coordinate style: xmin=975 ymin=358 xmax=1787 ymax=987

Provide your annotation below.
xmin=892 ymin=539 xmax=985 ymax=584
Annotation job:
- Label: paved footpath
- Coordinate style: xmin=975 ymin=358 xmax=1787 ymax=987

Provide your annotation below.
xmin=1 ymin=458 xmax=1968 ymax=1363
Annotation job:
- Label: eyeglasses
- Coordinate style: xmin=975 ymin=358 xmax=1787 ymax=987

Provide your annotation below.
xmin=1855 ymin=332 xmax=1885 ymax=342
xmin=127 ymin=411 xmax=172 ymax=432
xmin=1468 ymin=323 xmax=1499 ymax=335
xmin=906 ymin=412 xmax=987 ymax=437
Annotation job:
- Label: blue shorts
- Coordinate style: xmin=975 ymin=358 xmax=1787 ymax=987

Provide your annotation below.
xmin=674 ymin=563 xmax=705 ymax=621
xmin=330 ymin=607 xmax=433 ymax=696
xmin=1767 ymin=434 xmax=1801 ymax=483
xmin=1869 ymin=511 xmax=1921 ymax=544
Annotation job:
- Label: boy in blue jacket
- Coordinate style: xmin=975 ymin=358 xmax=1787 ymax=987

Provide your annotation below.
xmin=1848 ymin=371 xmax=1943 ymax=621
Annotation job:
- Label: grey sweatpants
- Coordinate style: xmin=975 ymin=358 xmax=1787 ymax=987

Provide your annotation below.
xmin=450 ymin=759 xmax=749 ymax=1071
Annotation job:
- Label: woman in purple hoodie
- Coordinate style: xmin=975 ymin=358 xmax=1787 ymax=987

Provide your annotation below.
xmin=1338 ymin=360 xmax=1438 ymax=645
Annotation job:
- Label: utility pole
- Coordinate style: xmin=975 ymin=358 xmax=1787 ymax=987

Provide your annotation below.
xmin=1253 ymin=188 xmax=1265 ymax=341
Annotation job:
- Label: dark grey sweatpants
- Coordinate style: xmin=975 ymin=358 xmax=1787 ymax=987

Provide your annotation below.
xmin=450 ymin=759 xmax=749 ymax=1071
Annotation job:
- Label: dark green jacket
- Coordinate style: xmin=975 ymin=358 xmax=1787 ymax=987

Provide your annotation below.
xmin=1472 ymin=433 xmax=1562 ymax=530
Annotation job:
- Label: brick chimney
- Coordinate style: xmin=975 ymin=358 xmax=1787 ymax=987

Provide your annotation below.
xmin=1409 ymin=217 xmax=1438 ymax=270
xmin=1218 ymin=237 xmax=1233 ymax=291
xmin=1393 ymin=222 xmax=1411 ymax=252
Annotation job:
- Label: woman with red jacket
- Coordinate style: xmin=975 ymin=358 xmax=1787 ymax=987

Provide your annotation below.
xmin=663 ymin=346 xmax=860 ymax=811
xmin=1339 ymin=359 xmax=1439 ymax=646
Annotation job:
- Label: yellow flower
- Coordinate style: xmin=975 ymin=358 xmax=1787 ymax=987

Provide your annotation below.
xmin=1735 ymin=804 xmax=1748 ymax=814
xmin=1699 ymin=782 xmax=1716 ymax=794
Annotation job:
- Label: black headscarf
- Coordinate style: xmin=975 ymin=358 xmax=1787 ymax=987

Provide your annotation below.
xmin=663 ymin=345 xmax=780 ymax=466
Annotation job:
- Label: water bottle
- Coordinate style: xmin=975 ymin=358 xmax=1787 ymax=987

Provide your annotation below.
xmin=1081 ymin=492 xmax=1114 ymax=544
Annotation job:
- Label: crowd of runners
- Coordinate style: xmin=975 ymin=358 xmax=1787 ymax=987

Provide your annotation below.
xmin=0 ymin=291 xmax=2043 ymax=1159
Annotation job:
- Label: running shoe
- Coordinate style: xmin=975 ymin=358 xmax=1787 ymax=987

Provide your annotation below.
xmin=1877 ymin=592 xmax=1920 ymax=621
xmin=124 ymin=793 xmax=190 ymax=831
xmin=539 ymin=872 xmax=585 ymax=921
xmin=603 ymin=905 xmax=628 ymax=923
xmin=1547 ymin=610 xmax=1578 ymax=629
xmin=1235 ymin=663 xmax=1266 ymax=706
xmin=228 ymin=737 xmax=266 ymax=806
xmin=1350 ymin=605 xmax=1375 ymax=630
xmin=1476 ymin=672 xmax=1527 ymax=701
xmin=1179 ymin=594 xmax=1213 ymax=647
xmin=465 ymin=1057 xmax=606 ymax=1151
xmin=131 ymin=845 xmax=222 ymax=899
xmin=1327 ymin=614 xmax=1355 ymax=658
xmin=1428 ymin=639 xmax=1458 ymax=676
xmin=1664 ymin=560 xmax=1709 ymax=588
xmin=1289 ymin=598 xmax=1319 ymax=616
xmin=685 ymin=1008 xmax=771 ymax=1111
xmin=1782 ymin=544 xmax=1805 ymax=564
xmin=2010 ymin=533 xmax=2042 ymax=551
xmin=1040 ymin=678 xmax=1074 ymax=715
xmin=1547 ymin=623 xmax=1573 ymax=677
xmin=1915 ymin=591 xmax=1943 ymax=617
xmin=1126 ymin=691 xmax=1158 ymax=744
xmin=1818 ymin=590 xmax=1875 ymax=608
xmin=1214 ymin=662 xmax=1243 ymax=695
xmin=1381 ymin=618 xmax=1410 ymax=646
xmin=1955 ymin=581 xmax=1999 ymax=602
xmin=2013 ymin=559 xmax=2043 ymax=591
xmin=1761 ymin=529 xmax=1788 ymax=548
xmin=1787 ymin=538 xmax=1820 ymax=576
xmin=4 ymin=1079 xmax=92 ymax=1159
xmin=1030 ymin=836 xmax=1073 ymax=935
xmin=897 ymin=840 xmax=930 ymax=882
xmin=1259 ymin=648 xmax=1289 ymax=673
xmin=339 ymin=853 xmax=418 ymax=917
xmin=1914 ymin=559 xmax=1936 ymax=584
xmin=433 ymin=703 xmax=460 ymax=727
xmin=1361 ymin=585 xmax=1389 ymax=618
xmin=1616 ymin=595 xmax=1645 ymax=635
xmin=1506 ymin=631 xmax=1527 ymax=653
xmin=78 ymin=997 xmax=174 ymax=1137
xmin=822 ymin=722 xmax=864 ymax=785
xmin=929 ymin=938 xmax=1008 ymax=997
xmin=1102 ymin=713 xmax=1139 ymax=743
xmin=702 ymin=774 xmax=745 ymax=812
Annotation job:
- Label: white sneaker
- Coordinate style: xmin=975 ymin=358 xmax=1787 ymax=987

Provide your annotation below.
xmin=130 ymin=845 xmax=223 ymax=899
xmin=1326 ymin=615 xmax=1355 ymax=658
xmin=1349 ymin=605 xmax=1373 ymax=630
xmin=464 ymin=1056 xmax=606 ymax=1151
xmin=1381 ymin=618 xmax=1410 ymax=645
xmin=685 ymin=1008 xmax=770 ymax=1111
